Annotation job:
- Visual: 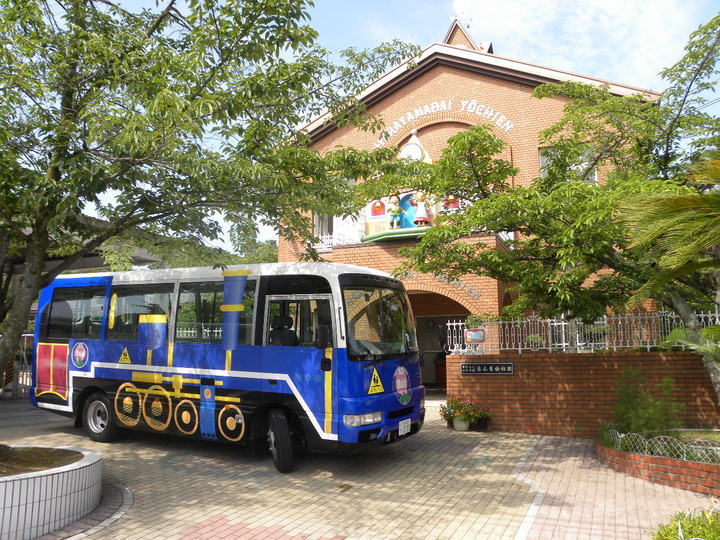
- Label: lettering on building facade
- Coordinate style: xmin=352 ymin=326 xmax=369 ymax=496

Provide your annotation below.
xmin=376 ymin=98 xmax=515 ymax=147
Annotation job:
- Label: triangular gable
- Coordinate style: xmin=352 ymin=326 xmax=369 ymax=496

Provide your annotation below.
xmin=301 ymin=21 xmax=656 ymax=141
xmin=442 ymin=17 xmax=492 ymax=53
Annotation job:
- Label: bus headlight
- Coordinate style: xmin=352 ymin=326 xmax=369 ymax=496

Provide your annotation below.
xmin=343 ymin=412 xmax=382 ymax=428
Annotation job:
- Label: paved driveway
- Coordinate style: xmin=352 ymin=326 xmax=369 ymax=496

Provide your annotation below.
xmin=1 ymin=398 xmax=713 ymax=539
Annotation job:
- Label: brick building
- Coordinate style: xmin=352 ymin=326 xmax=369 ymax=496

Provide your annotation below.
xmin=279 ymin=19 xmax=656 ymax=386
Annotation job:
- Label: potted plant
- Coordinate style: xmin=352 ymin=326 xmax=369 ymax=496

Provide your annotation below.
xmin=439 ymin=397 xmax=461 ymax=428
xmin=440 ymin=397 xmax=493 ymax=431
xmin=455 ymin=399 xmax=491 ymax=431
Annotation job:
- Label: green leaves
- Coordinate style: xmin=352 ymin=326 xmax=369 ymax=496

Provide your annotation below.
xmin=0 ymin=0 xmax=420 ymax=374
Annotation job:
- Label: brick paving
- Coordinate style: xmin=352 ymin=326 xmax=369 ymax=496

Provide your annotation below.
xmin=1 ymin=397 xmax=714 ymax=539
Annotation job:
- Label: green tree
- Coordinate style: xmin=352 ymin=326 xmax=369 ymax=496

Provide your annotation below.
xmin=357 ymin=14 xmax=720 ymax=397
xmin=366 ymin=13 xmax=720 ymax=321
xmin=235 ymin=239 xmax=279 ymax=264
xmin=0 ymin=0 xmax=418 ymax=375
xmin=621 ymin=152 xmax=720 ymax=307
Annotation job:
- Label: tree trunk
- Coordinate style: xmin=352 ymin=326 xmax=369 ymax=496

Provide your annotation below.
xmin=661 ymin=291 xmax=720 ymax=406
xmin=0 ymin=234 xmax=48 ymax=379
xmin=701 ymin=353 xmax=720 ymax=408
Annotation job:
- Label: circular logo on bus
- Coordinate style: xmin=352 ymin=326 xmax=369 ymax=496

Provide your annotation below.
xmin=71 ymin=342 xmax=89 ymax=368
xmin=393 ymin=366 xmax=411 ymax=405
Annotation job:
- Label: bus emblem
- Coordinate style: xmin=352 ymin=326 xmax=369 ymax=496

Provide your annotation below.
xmin=394 ymin=366 xmax=411 ymax=405
xmin=71 ymin=342 xmax=88 ymax=368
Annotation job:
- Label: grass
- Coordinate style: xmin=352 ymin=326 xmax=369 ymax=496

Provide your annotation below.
xmin=0 ymin=444 xmax=82 ymax=477
xmin=673 ymin=429 xmax=720 ymax=443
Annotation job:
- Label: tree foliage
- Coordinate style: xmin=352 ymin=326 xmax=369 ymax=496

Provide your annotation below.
xmin=360 ymin=13 xmax=720 ymax=323
xmin=621 ymin=152 xmax=720 ymax=303
xmin=0 ymin=0 xmax=419 ymax=373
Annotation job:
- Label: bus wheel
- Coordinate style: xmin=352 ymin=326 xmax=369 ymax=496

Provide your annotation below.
xmin=83 ymin=392 xmax=120 ymax=443
xmin=267 ymin=408 xmax=294 ymax=473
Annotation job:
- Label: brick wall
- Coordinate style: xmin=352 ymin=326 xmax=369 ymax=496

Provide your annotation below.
xmin=596 ymin=443 xmax=720 ymax=497
xmin=329 ymin=236 xmax=506 ymax=316
xmin=446 ymin=351 xmax=720 ymax=439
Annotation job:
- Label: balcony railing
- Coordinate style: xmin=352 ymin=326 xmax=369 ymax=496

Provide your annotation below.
xmin=445 ymin=311 xmax=720 ymax=354
xmin=313 ymin=232 xmax=363 ymax=251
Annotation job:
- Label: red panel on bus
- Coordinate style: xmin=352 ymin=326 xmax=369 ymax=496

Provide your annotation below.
xmin=35 ymin=343 xmax=69 ymax=400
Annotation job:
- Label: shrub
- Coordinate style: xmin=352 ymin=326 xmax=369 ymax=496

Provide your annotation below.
xmin=653 ymin=507 xmax=720 ymax=540
xmin=613 ymin=368 xmax=685 ymax=436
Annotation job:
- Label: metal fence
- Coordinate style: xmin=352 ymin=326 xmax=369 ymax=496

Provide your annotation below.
xmin=1 ymin=334 xmax=33 ymax=400
xmin=446 ymin=311 xmax=720 ymax=354
xmin=605 ymin=429 xmax=720 ymax=465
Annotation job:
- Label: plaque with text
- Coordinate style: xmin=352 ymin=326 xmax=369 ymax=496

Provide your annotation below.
xmin=461 ymin=362 xmax=514 ymax=375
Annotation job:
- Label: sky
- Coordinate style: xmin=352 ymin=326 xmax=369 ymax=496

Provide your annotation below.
xmin=307 ymin=0 xmax=719 ymax=96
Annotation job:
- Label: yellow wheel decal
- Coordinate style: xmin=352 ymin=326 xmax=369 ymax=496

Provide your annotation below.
xmin=217 ymin=404 xmax=245 ymax=441
xmin=141 ymin=384 xmax=172 ymax=431
xmin=174 ymin=399 xmax=198 ymax=435
xmin=114 ymin=382 xmax=141 ymax=427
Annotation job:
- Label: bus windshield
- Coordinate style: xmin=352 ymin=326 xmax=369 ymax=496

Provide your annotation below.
xmin=343 ymin=285 xmax=418 ymax=362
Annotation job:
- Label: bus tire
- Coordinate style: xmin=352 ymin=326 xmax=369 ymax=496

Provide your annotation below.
xmin=267 ymin=408 xmax=294 ymax=473
xmin=83 ymin=392 xmax=120 ymax=443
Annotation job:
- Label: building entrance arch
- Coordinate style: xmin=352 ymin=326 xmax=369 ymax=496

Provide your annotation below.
xmin=407 ymin=291 xmax=470 ymax=388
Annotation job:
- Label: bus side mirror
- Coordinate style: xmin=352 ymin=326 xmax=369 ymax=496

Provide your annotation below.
xmin=316 ymin=324 xmax=331 ymax=349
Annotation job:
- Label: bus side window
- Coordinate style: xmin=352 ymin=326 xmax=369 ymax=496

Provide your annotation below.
xmin=177 ymin=281 xmax=223 ymax=344
xmin=107 ymin=284 xmax=173 ymax=342
xmin=47 ymin=300 xmax=72 ymax=339
xmin=312 ymin=300 xmax=333 ymax=347
xmin=176 ymin=280 xmax=255 ymax=345
xmin=266 ymin=298 xmax=332 ymax=347
xmin=41 ymin=287 xmax=106 ymax=341
xmin=238 ymin=280 xmax=255 ymax=345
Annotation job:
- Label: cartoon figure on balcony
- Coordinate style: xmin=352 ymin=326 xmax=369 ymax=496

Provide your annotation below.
xmin=387 ymin=193 xmax=406 ymax=229
xmin=443 ymin=193 xmax=460 ymax=212
xmin=411 ymin=191 xmax=431 ymax=227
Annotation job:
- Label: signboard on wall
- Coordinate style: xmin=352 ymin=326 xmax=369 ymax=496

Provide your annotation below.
xmin=461 ymin=363 xmax=514 ymax=375
xmin=464 ymin=328 xmax=485 ymax=343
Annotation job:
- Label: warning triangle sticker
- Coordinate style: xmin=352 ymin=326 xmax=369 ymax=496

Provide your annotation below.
xmin=119 ymin=348 xmax=131 ymax=364
xmin=368 ymin=367 xmax=384 ymax=394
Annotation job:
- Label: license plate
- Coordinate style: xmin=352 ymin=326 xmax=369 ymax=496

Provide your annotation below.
xmin=398 ymin=418 xmax=411 ymax=436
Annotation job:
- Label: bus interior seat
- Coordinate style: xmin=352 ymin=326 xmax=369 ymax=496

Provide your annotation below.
xmin=270 ymin=315 xmax=299 ymax=346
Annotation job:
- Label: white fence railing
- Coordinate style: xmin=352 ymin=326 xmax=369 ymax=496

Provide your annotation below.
xmin=1 ymin=333 xmax=33 ymax=400
xmin=446 ymin=311 xmax=720 ymax=354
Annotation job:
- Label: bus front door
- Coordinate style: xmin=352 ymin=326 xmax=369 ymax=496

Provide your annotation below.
xmin=262 ymin=295 xmax=336 ymax=437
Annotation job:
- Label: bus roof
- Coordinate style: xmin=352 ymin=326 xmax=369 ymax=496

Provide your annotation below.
xmin=49 ymin=261 xmax=394 ymax=284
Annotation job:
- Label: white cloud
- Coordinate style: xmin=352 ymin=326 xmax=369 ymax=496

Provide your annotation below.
xmin=452 ymin=0 xmax=714 ymax=92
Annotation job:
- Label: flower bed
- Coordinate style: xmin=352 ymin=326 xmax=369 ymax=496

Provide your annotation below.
xmin=0 ymin=446 xmax=102 ymax=540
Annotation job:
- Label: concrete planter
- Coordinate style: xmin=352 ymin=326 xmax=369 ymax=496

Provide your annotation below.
xmin=453 ymin=417 xmax=470 ymax=431
xmin=0 ymin=446 xmax=102 ymax=540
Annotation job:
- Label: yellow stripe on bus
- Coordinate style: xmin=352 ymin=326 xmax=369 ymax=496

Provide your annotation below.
xmin=221 ymin=269 xmax=252 ymax=277
xmin=324 ymin=348 xmax=333 ymax=433
xmin=219 ymin=304 xmax=245 ymax=312
xmin=138 ymin=314 xmax=167 ymax=323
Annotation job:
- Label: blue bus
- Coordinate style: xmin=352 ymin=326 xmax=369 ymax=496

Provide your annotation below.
xmin=31 ymin=262 xmax=425 ymax=472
